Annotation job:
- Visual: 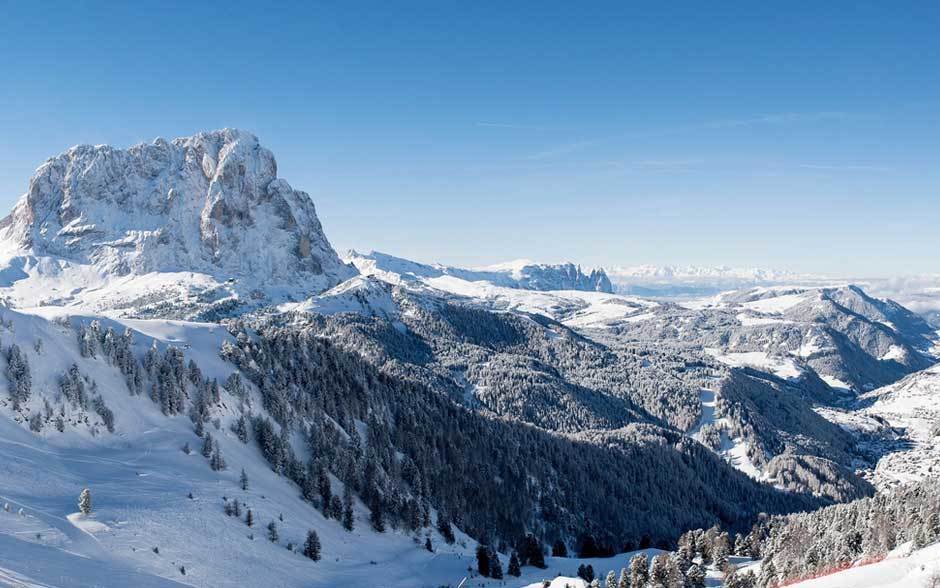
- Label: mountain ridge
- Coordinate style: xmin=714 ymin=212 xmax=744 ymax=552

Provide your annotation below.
xmin=346 ymin=250 xmax=613 ymax=293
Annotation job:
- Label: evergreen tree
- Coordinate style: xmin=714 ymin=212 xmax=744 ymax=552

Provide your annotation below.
xmin=618 ymin=567 xmax=630 ymax=588
xmin=317 ymin=461 xmax=332 ymax=514
xmin=723 ymin=570 xmax=756 ymax=588
xmin=78 ymin=488 xmax=92 ymax=515
xmin=713 ymin=532 xmax=731 ymax=572
xmin=476 ymin=544 xmax=491 ymax=577
xmin=5 ymin=344 xmax=31 ymax=409
xmin=733 ymin=533 xmax=747 ymax=556
xmin=629 ymin=553 xmax=649 ymax=588
xmin=508 ymin=552 xmax=521 ymax=577
xmin=425 ymin=537 xmax=433 ymax=552
xmin=210 ymin=447 xmax=226 ymax=471
xmin=342 ymin=485 xmax=354 ymax=531
xmin=437 ymin=513 xmax=455 ymax=544
xmin=240 ymin=469 xmax=249 ymax=491
xmin=329 ymin=494 xmax=343 ymax=520
xmin=301 ymin=461 xmax=317 ymax=502
xmin=649 ymin=554 xmax=669 ymax=587
xmin=303 ymin=529 xmax=321 ymax=561
xmin=577 ymin=564 xmax=595 ymax=582
xmin=606 ymin=570 xmax=618 ymax=588
xmin=757 ymin=560 xmax=776 ymax=588
xmin=267 ymin=521 xmax=279 ymax=543
xmin=490 ymin=550 xmax=503 ymax=579
xmin=369 ymin=495 xmax=385 ymax=532
xmin=232 ymin=415 xmax=249 ymax=443
xmin=245 ymin=509 xmax=254 ymax=527
xmin=518 ymin=534 xmax=545 ymax=568
xmin=201 ymin=432 xmax=213 ymax=458
xmin=552 ymin=539 xmax=568 ymax=557
xmin=675 ymin=545 xmax=693 ymax=574
xmin=685 ymin=563 xmax=706 ymax=588
xmin=665 ymin=554 xmax=684 ymax=588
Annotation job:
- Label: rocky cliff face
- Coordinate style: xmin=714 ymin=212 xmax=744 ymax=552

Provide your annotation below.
xmin=0 ymin=129 xmax=355 ymax=291
xmin=514 ymin=262 xmax=613 ymax=293
xmin=346 ymin=250 xmax=614 ymax=293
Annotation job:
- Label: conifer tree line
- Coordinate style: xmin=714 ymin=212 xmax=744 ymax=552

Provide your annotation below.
xmin=1 ymin=326 xmax=117 ymax=434
xmin=658 ymin=476 xmax=940 ymax=587
xmin=748 ymin=477 xmax=940 ymax=587
xmin=217 ymin=313 xmax=820 ymax=552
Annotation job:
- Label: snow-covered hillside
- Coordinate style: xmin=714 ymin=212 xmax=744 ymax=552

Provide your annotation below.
xmin=346 ymin=249 xmax=654 ymax=328
xmin=785 ymin=541 xmax=940 ymax=588
xmin=0 ymin=304 xmax=519 ymax=587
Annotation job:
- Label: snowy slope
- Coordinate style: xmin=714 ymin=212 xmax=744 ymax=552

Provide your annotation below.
xmin=277 ymin=275 xmax=400 ymax=320
xmin=0 ymin=305 xmax=488 ymax=587
xmin=346 ymin=250 xmax=656 ymax=328
xmin=786 ymin=541 xmax=940 ymax=588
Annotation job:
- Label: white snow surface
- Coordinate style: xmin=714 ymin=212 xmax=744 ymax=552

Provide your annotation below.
xmin=346 ymin=250 xmax=657 ymax=329
xmin=786 ymin=541 xmax=940 ymax=588
xmin=705 ymin=349 xmax=804 ymax=380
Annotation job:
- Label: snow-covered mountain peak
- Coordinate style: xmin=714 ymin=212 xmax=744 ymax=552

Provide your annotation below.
xmin=0 ymin=128 xmax=353 ymax=285
xmin=0 ymin=129 xmax=356 ymax=316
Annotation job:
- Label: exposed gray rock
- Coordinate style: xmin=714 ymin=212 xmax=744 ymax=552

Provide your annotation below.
xmin=0 ymin=129 xmax=355 ymax=297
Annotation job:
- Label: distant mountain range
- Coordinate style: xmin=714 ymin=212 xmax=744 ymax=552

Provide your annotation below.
xmin=346 ymin=251 xmax=614 ymax=293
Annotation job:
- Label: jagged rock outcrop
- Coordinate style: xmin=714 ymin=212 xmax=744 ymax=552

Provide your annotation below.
xmin=514 ymin=262 xmax=613 ymax=293
xmin=346 ymin=250 xmax=613 ymax=293
xmin=0 ymin=128 xmax=355 ymax=292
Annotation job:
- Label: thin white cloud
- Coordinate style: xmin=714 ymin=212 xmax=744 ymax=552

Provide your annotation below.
xmin=632 ymin=159 xmax=704 ymax=168
xmin=496 ymin=111 xmax=876 ymax=165
xmin=474 ymin=122 xmax=562 ymax=131
xmin=798 ymin=163 xmax=893 ymax=172
xmin=706 ymin=111 xmax=870 ymax=129
xmin=525 ymin=140 xmax=594 ymax=161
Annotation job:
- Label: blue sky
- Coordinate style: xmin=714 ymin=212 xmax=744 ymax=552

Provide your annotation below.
xmin=1 ymin=2 xmax=938 ymax=276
